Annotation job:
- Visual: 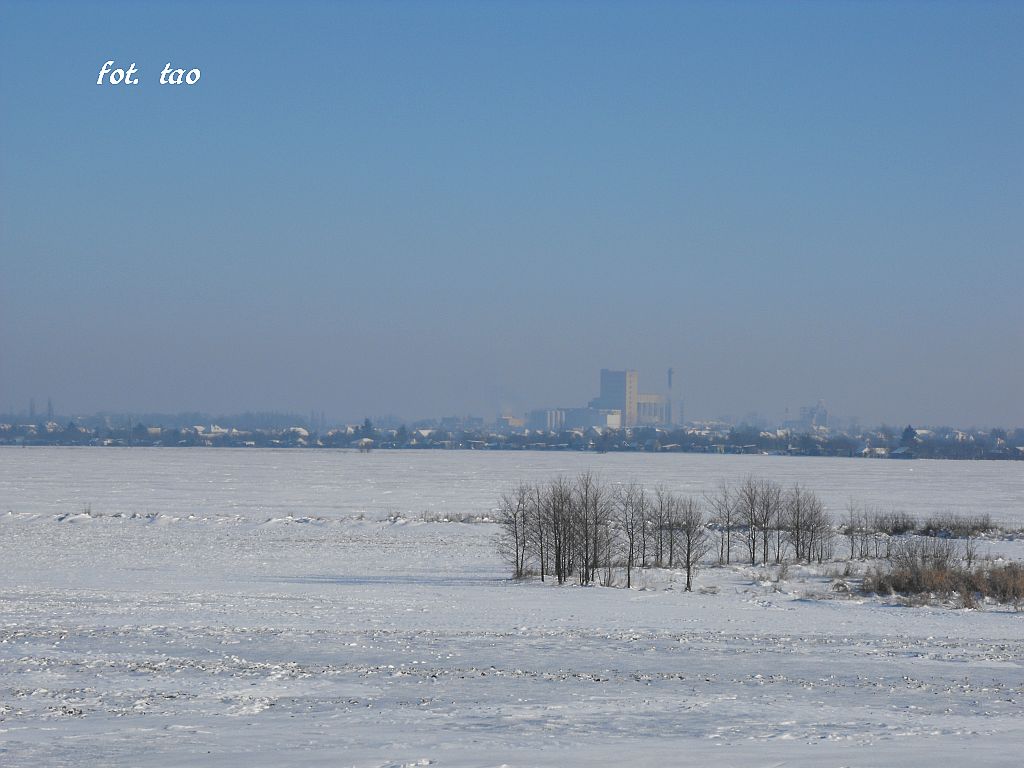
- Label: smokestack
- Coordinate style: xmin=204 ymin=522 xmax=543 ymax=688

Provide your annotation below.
xmin=666 ymin=368 xmax=674 ymax=425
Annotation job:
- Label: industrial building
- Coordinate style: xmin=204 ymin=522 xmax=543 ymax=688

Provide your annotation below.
xmin=524 ymin=368 xmax=677 ymax=432
xmin=590 ymin=368 xmax=673 ymax=427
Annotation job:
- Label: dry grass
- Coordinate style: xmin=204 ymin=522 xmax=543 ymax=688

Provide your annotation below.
xmin=863 ymin=538 xmax=1024 ymax=606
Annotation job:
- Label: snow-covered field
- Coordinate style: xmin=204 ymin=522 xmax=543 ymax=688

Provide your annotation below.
xmin=2 ymin=446 xmax=1023 ymax=524
xmin=2 ymin=448 xmax=1023 ymax=766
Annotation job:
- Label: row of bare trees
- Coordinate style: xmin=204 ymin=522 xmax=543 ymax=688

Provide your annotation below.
xmin=496 ymin=473 xmax=711 ymax=590
xmin=704 ymin=477 xmax=834 ymax=566
xmin=498 ymin=475 xmax=835 ymax=589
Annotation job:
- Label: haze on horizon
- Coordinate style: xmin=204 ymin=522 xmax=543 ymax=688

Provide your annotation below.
xmin=1 ymin=1 xmax=1021 ymax=428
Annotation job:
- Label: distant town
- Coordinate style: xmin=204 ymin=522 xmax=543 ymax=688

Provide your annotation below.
xmin=3 ymin=369 xmax=1022 ymax=460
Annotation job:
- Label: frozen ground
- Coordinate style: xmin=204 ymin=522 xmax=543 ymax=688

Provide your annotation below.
xmin=1 ymin=448 xmax=1023 ymax=766
xmin=2 ymin=446 xmax=1022 ymax=525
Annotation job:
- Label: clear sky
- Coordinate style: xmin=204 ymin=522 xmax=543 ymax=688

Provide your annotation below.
xmin=1 ymin=0 xmax=1021 ymax=427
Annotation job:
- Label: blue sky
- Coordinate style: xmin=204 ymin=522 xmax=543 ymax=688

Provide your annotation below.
xmin=1 ymin=0 xmax=1021 ymax=426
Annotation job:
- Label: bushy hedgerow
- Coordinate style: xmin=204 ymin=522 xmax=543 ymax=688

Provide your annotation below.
xmin=864 ymin=538 xmax=1024 ymax=606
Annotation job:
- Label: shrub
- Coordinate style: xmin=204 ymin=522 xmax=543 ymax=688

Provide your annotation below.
xmin=863 ymin=539 xmax=1024 ymax=606
xmin=889 ymin=537 xmax=959 ymax=575
xmin=986 ymin=563 xmax=1024 ymax=605
xmin=919 ymin=512 xmax=994 ymax=538
xmin=869 ymin=510 xmax=916 ymax=535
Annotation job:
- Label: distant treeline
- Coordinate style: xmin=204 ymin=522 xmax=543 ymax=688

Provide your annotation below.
xmin=2 ymin=418 xmax=1021 ymax=460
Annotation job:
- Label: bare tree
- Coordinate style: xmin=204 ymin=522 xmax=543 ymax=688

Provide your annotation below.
xmin=806 ymin=493 xmax=833 ymax=563
xmin=964 ymin=535 xmax=978 ymax=570
xmin=755 ymin=479 xmax=784 ymax=565
xmin=497 ymin=482 xmax=531 ymax=577
xmin=529 ymin=483 xmax=547 ymax=582
xmin=654 ymin=485 xmax=686 ymax=567
xmin=639 ymin=496 xmax=652 ymax=568
xmin=704 ymin=479 xmax=737 ymax=565
xmin=736 ymin=476 xmax=783 ymax=565
xmin=844 ymin=498 xmax=860 ymax=561
xmin=548 ymin=476 xmax=575 ymax=584
xmin=615 ymin=482 xmax=645 ymax=588
xmin=861 ymin=505 xmax=890 ymax=559
xmin=785 ymin=484 xmax=831 ymax=563
xmin=574 ymin=472 xmax=610 ymax=585
xmin=784 ymin=484 xmax=807 ymax=562
xmin=736 ymin=476 xmax=760 ymax=565
xmin=652 ymin=485 xmax=671 ymax=566
xmin=676 ymin=495 xmax=711 ymax=591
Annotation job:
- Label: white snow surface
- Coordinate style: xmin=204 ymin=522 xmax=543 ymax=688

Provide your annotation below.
xmin=1 ymin=448 xmax=1023 ymax=767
